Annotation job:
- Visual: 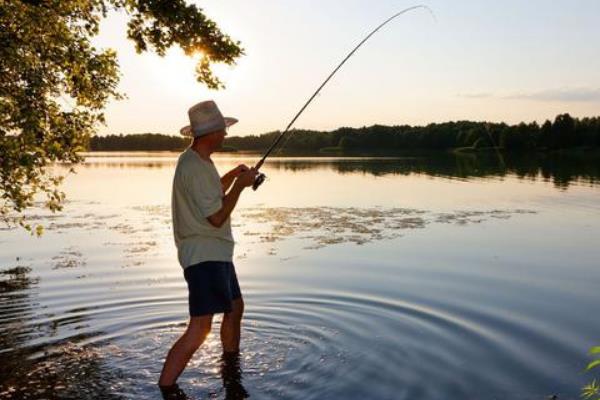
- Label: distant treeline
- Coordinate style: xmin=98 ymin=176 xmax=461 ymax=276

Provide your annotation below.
xmin=88 ymin=113 xmax=600 ymax=153
xmin=89 ymin=133 xmax=189 ymax=151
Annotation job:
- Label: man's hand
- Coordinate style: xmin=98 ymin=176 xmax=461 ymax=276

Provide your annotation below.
xmin=232 ymin=164 xmax=250 ymax=177
xmin=235 ymin=168 xmax=259 ymax=188
xmin=222 ymin=164 xmax=250 ymax=193
xmin=208 ymin=167 xmax=259 ymax=228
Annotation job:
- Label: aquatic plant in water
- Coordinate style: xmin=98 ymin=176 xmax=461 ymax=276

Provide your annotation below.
xmin=582 ymin=346 xmax=600 ymax=400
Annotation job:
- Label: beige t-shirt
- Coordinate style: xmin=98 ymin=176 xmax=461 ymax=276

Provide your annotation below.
xmin=171 ymin=147 xmax=234 ymax=269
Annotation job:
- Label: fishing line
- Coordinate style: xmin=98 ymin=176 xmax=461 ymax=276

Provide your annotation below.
xmin=252 ymin=5 xmax=436 ymax=190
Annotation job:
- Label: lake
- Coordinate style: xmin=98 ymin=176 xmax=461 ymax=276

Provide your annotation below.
xmin=1 ymin=151 xmax=599 ymax=399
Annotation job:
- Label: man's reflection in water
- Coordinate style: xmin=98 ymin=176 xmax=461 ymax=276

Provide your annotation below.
xmin=160 ymin=351 xmax=249 ymax=400
xmin=220 ymin=351 xmax=249 ymax=399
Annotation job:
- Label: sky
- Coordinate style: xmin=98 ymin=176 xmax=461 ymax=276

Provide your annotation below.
xmin=92 ymin=0 xmax=600 ymax=137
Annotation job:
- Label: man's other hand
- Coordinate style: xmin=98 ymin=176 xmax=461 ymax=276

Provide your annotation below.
xmin=235 ymin=168 xmax=259 ymax=188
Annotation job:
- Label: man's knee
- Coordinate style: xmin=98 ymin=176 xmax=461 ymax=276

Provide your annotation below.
xmin=186 ymin=315 xmax=213 ymax=347
xmin=186 ymin=333 xmax=206 ymax=351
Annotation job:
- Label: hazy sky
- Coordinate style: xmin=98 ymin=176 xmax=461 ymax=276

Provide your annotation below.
xmin=93 ymin=0 xmax=600 ymax=137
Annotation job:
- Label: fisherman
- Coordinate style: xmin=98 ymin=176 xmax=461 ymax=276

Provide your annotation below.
xmin=158 ymin=100 xmax=257 ymax=396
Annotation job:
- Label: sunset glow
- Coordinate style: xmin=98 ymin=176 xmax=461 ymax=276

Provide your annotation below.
xmin=93 ymin=1 xmax=600 ymax=138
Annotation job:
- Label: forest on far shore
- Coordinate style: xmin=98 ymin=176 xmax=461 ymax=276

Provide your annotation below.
xmin=87 ymin=113 xmax=600 ymax=154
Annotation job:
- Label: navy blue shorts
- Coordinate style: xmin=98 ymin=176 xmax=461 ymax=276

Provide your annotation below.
xmin=184 ymin=261 xmax=242 ymax=317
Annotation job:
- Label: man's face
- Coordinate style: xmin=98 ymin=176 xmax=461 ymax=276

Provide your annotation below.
xmin=201 ymin=129 xmax=226 ymax=150
xmin=213 ymin=129 xmax=227 ymax=149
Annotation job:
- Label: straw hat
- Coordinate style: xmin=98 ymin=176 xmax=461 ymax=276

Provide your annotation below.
xmin=179 ymin=100 xmax=238 ymax=137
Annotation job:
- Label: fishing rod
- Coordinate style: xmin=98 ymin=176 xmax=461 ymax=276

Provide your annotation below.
xmin=252 ymin=4 xmax=435 ymax=190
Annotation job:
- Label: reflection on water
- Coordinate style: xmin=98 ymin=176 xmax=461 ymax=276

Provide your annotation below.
xmin=0 ymin=266 xmax=40 ymax=373
xmin=219 ymin=352 xmax=249 ymax=400
xmin=0 ymin=265 xmax=122 ymax=399
xmin=76 ymin=151 xmax=600 ymax=189
xmin=266 ymin=152 xmax=600 ymax=189
xmin=1 ymin=153 xmax=599 ymax=399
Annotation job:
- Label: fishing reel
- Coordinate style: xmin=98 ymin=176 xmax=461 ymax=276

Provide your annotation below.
xmin=252 ymin=172 xmax=266 ymax=191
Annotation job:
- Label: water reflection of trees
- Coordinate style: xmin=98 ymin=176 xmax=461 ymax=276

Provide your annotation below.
xmin=266 ymin=153 xmax=600 ymax=189
xmin=63 ymin=152 xmax=600 ymax=189
xmin=0 ymin=265 xmax=122 ymax=399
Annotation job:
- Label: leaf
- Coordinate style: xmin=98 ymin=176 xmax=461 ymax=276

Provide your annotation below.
xmin=581 ymin=379 xmax=600 ymax=400
xmin=35 ymin=225 xmax=44 ymax=237
xmin=587 ymin=359 xmax=600 ymax=371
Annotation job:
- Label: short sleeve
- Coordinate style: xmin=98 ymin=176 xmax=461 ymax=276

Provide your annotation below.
xmin=182 ymin=165 xmax=223 ymax=218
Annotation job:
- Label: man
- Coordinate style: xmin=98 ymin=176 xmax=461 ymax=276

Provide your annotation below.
xmin=159 ymin=100 xmax=257 ymax=395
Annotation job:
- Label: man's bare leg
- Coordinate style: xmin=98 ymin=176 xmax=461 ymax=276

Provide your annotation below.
xmin=220 ymin=298 xmax=244 ymax=352
xmin=159 ymin=314 xmax=213 ymax=387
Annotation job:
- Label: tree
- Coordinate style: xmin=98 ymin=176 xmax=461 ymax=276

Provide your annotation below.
xmin=1 ymin=0 xmax=243 ymax=235
xmin=551 ymin=113 xmax=575 ymax=149
xmin=539 ymin=120 xmax=552 ymax=149
xmin=338 ymin=136 xmax=359 ymax=150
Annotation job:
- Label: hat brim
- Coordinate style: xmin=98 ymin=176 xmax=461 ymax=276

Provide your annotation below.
xmin=224 ymin=117 xmax=238 ymax=128
xmin=179 ymin=117 xmax=238 ymax=137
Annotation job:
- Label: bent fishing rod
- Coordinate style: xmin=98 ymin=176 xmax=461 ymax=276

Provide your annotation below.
xmin=251 ymin=4 xmax=435 ymax=190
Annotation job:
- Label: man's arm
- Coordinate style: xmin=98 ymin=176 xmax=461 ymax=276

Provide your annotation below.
xmin=208 ymin=168 xmax=257 ymax=228
xmin=220 ymin=170 xmax=236 ymax=193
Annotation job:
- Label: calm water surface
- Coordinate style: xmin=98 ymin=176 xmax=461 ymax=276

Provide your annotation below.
xmin=1 ymin=152 xmax=599 ymax=399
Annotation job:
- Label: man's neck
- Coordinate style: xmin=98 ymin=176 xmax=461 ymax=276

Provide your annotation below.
xmin=190 ymin=143 xmax=212 ymax=162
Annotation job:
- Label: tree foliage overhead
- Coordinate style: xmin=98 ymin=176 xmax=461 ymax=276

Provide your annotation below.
xmin=0 ymin=0 xmax=243 ymax=235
